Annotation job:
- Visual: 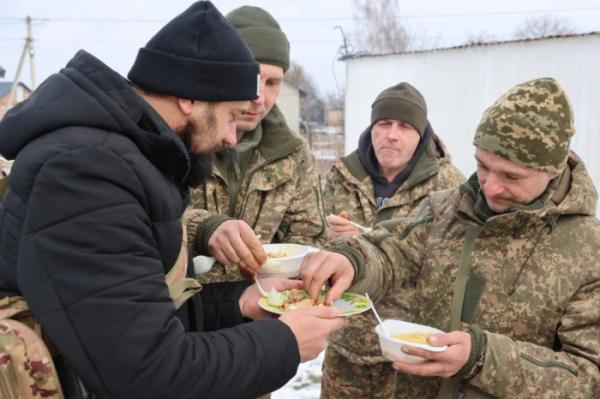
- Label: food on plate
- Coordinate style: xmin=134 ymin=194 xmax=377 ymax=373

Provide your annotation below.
xmin=260 ymin=290 xmax=371 ymax=317
xmin=266 ymin=288 xmax=325 ymax=311
xmin=267 ymin=288 xmax=284 ymax=307
xmin=392 ymin=332 xmax=432 ymax=345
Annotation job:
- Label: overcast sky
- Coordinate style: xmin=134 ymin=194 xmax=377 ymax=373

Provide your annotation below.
xmin=2 ymin=0 xmax=600 ymax=97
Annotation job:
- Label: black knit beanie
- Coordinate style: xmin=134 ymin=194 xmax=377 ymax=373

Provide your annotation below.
xmin=371 ymin=82 xmax=428 ymax=136
xmin=226 ymin=6 xmax=290 ymax=72
xmin=128 ymin=1 xmax=259 ymax=101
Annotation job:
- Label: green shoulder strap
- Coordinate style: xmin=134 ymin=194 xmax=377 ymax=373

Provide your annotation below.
xmin=436 ymin=225 xmax=480 ymax=399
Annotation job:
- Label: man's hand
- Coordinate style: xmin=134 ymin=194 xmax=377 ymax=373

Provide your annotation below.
xmin=299 ymin=250 xmax=354 ymax=305
xmin=208 ymin=220 xmax=266 ymax=276
xmin=392 ymin=331 xmax=472 ymax=379
xmin=238 ymin=277 xmax=303 ymax=320
xmin=326 ymin=211 xmax=360 ymax=238
xmin=280 ymin=306 xmax=347 ymax=362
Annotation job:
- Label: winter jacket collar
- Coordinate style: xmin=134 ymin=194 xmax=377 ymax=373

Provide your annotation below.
xmin=356 ymin=122 xmax=435 ymax=204
xmin=338 ymin=133 xmax=450 ymax=209
xmin=214 ymin=104 xmax=303 ymax=180
xmin=455 ymin=152 xmax=596 ymax=234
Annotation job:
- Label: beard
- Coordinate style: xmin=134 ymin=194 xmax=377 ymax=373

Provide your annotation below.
xmin=178 ymin=109 xmax=218 ymax=188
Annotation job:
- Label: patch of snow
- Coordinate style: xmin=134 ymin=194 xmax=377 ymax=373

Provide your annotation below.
xmin=272 ymin=351 xmax=324 ymax=399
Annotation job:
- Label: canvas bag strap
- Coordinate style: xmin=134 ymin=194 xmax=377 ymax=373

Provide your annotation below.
xmin=165 ymin=221 xmax=202 ymax=309
xmin=0 ymin=175 xmax=10 ymax=200
xmin=436 ymin=225 xmax=480 ymax=399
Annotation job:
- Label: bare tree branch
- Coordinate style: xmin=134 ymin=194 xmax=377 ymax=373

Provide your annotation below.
xmin=285 ymin=61 xmax=324 ymax=124
xmin=351 ymin=0 xmax=410 ymax=54
xmin=285 ymin=61 xmax=319 ymax=97
xmin=513 ymin=15 xmax=575 ymax=40
xmin=464 ymin=31 xmax=497 ymax=46
xmin=324 ymin=89 xmax=345 ymax=110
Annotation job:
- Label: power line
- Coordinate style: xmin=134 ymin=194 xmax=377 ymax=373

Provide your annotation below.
xmin=282 ymin=6 xmax=600 ymax=21
xmin=1 ymin=6 xmax=600 ymax=23
xmin=0 ymin=16 xmax=165 ymax=23
xmin=0 ymin=34 xmax=480 ymax=44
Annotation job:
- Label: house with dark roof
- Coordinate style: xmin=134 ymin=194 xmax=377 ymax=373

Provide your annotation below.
xmin=0 ymin=81 xmax=31 ymax=118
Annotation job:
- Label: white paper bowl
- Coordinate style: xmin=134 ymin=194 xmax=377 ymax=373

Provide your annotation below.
xmin=193 ymin=255 xmax=216 ymax=275
xmin=375 ymin=319 xmax=448 ymax=363
xmin=258 ymin=243 xmax=318 ymax=278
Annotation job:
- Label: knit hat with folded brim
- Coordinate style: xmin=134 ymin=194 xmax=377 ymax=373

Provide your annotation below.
xmin=474 ymin=77 xmax=574 ymax=174
xmin=371 ymin=82 xmax=428 ymax=136
xmin=128 ymin=1 xmax=259 ymax=101
xmin=226 ymin=6 xmax=290 ymax=72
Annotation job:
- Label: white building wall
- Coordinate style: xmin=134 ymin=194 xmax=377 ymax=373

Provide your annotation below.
xmin=277 ymin=81 xmax=301 ymax=133
xmin=345 ymin=34 xmax=600 ymax=211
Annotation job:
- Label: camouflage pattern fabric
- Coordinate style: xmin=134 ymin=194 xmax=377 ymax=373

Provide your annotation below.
xmin=320 ymin=346 xmax=396 ymax=399
xmin=0 ymin=296 xmax=64 ymax=399
xmin=330 ymin=152 xmax=600 ymax=398
xmin=321 ymin=134 xmax=464 ymax=398
xmin=188 ymin=118 xmax=324 ymax=284
xmin=474 ymin=77 xmax=575 ymax=174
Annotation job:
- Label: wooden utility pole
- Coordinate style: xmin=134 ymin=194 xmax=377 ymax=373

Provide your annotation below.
xmin=4 ymin=16 xmax=36 ymax=115
xmin=27 ymin=16 xmax=36 ymax=89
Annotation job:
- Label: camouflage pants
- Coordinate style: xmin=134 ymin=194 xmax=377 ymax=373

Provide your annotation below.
xmin=321 ymin=346 xmax=396 ymax=399
xmin=196 ymin=263 xmax=244 ymax=284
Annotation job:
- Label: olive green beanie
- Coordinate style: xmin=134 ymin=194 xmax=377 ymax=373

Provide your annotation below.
xmin=226 ymin=6 xmax=290 ymax=72
xmin=474 ymin=77 xmax=575 ymax=174
xmin=371 ymin=82 xmax=427 ymax=136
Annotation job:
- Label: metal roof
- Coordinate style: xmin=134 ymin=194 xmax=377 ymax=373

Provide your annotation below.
xmin=340 ymin=31 xmax=600 ymax=61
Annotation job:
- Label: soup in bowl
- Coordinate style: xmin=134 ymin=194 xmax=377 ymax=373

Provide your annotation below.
xmin=375 ymin=319 xmax=448 ymax=363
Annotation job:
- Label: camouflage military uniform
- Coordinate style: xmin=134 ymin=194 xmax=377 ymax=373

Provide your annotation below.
xmin=187 ymin=105 xmax=325 ymax=283
xmin=332 ymin=153 xmax=600 ymax=398
xmin=328 ymin=77 xmax=600 ymax=398
xmin=321 ymin=134 xmax=464 ymax=398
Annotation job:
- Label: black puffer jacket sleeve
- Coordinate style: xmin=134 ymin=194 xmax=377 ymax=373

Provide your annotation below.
xmin=18 ymin=143 xmax=299 ymax=399
xmin=198 ymin=281 xmax=249 ymax=330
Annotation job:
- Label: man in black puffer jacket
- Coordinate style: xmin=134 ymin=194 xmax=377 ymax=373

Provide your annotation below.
xmin=0 ymin=2 xmax=345 ymax=398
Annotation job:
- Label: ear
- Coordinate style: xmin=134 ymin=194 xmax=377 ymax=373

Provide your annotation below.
xmin=177 ymin=98 xmax=194 ymax=116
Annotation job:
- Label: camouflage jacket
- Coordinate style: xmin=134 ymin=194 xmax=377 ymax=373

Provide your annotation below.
xmin=323 ymin=134 xmax=464 ymax=227
xmin=188 ymin=106 xmax=325 ymax=283
xmin=331 ymin=153 xmax=600 ymax=398
xmin=323 ymin=134 xmax=465 ymax=364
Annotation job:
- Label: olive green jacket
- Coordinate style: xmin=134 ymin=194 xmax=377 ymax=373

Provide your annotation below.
xmin=187 ymin=105 xmax=325 ymax=283
xmin=323 ymin=134 xmax=465 ymax=364
xmin=323 ymin=134 xmax=465 ymax=227
xmin=331 ymin=153 xmax=600 ymax=398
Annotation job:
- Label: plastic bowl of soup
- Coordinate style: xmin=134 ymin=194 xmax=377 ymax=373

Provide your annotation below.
xmin=258 ymin=243 xmax=319 ymax=278
xmin=375 ymin=319 xmax=448 ymax=363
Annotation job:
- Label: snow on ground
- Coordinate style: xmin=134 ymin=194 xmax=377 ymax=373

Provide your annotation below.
xmin=272 ymin=351 xmax=324 ymax=399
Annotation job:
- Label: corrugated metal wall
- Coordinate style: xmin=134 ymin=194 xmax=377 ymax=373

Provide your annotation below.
xmin=345 ymin=34 xmax=600 ymax=211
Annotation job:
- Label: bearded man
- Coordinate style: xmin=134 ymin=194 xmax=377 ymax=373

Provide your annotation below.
xmin=0 ymin=2 xmax=344 ymax=398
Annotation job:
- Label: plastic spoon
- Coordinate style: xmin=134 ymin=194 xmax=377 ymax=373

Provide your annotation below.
xmin=254 ymin=277 xmax=268 ymax=297
xmin=348 ymin=220 xmax=373 ymax=233
xmin=327 ymin=214 xmax=372 ymax=233
xmin=366 ymin=293 xmax=390 ymax=337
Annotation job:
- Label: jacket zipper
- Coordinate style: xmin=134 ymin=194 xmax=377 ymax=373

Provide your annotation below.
xmin=520 ymin=353 xmax=579 ymax=376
